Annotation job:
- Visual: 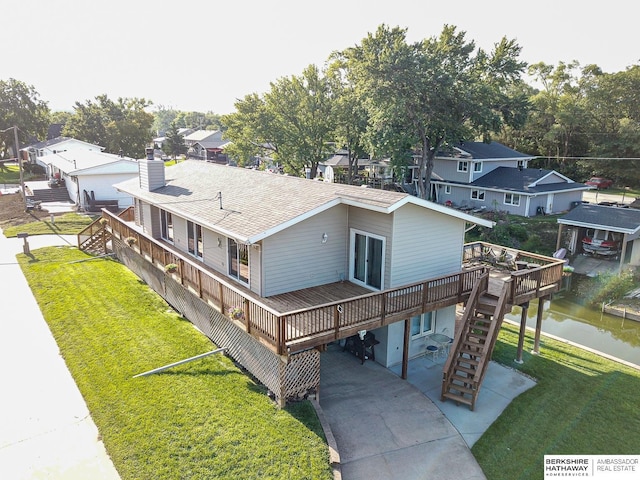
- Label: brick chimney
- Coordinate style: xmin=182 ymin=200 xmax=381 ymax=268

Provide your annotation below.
xmin=139 ymin=147 xmax=165 ymax=191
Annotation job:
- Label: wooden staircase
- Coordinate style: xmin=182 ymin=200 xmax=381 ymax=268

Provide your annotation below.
xmin=441 ymin=273 xmax=511 ymax=411
xmin=78 ymin=218 xmax=112 ymax=255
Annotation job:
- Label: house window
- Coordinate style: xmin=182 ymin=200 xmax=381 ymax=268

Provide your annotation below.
xmin=471 ymin=189 xmax=485 ymax=201
xmin=229 ymin=238 xmax=249 ymax=284
xmin=457 ymin=161 xmax=468 ymax=172
xmin=444 ymin=185 xmax=451 ymax=194
xmin=187 ymin=221 xmax=203 ymax=259
xmin=410 ymin=312 xmax=435 ymax=338
xmin=504 ymin=193 xmax=521 ymax=206
xmin=160 ymin=210 xmax=173 ymax=243
xmin=473 ymin=162 xmax=482 ymax=173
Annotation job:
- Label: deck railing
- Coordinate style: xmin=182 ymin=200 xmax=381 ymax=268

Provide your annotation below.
xmin=94 ymin=209 xmax=488 ymax=354
xmin=463 ymin=241 xmax=564 ymax=305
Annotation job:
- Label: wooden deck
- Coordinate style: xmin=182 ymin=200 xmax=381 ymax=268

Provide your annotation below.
xmin=82 ymin=211 xmax=564 ymax=356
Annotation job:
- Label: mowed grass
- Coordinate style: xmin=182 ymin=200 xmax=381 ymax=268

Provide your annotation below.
xmin=3 ymin=213 xmax=95 ymax=237
xmin=473 ymin=322 xmax=640 ymax=480
xmin=18 ymin=247 xmax=331 ymax=480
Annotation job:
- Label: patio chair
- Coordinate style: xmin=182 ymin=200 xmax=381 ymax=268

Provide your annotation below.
xmin=425 ymin=344 xmax=441 ymax=361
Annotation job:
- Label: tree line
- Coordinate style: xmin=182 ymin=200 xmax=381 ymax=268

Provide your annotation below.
xmin=2 ymin=24 xmax=639 ymax=191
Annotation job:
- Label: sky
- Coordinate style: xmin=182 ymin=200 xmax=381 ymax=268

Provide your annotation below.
xmin=3 ymin=0 xmax=638 ymax=115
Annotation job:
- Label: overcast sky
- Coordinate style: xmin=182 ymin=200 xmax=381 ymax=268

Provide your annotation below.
xmin=3 ymin=0 xmax=637 ymax=115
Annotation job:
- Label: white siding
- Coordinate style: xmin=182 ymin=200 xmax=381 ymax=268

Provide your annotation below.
xmin=139 ymin=159 xmax=165 ymax=191
xmin=171 ymin=216 xmax=189 ymax=253
xmin=76 ymin=173 xmax=136 ymax=208
xmin=389 ymin=203 xmax=465 ymax=287
xmin=262 ymin=205 xmax=348 ymax=297
xmin=202 ymin=229 xmax=227 ymax=275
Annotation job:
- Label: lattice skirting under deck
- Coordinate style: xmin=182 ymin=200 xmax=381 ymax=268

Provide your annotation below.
xmin=114 ymin=241 xmax=320 ymax=406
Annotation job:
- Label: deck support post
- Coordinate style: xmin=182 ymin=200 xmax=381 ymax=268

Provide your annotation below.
xmin=515 ymin=301 xmax=529 ymax=364
xmin=401 ymin=318 xmax=410 ymax=379
xmin=532 ymin=296 xmax=546 ymax=354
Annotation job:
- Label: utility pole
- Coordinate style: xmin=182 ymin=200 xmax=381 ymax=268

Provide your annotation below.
xmin=13 ymin=126 xmax=26 ymax=209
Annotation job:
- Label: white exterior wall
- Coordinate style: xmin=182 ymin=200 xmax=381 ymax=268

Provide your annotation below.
xmin=372 ymin=204 xmax=466 ymax=367
xmin=261 ymin=205 xmax=348 ymax=297
xmin=171 ymin=216 xmax=189 ymax=253
xmin=390 ymin=203 xmax=464 ymax=285
xmin=75 ymin=173 xmax=136 ymax=209
xmin=202 ymin=229 xmax=227 ymax=275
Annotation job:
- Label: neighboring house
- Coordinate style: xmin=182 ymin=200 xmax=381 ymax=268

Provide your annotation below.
xmin=114 ymin=159 xmax=493 ymax=369
xmin=557 ymin=203 xmax=640 ymax=271
xmin=44 ymin=150 xmax=138 ymax=210
xmin=22 ymin=136 xmax=104 ymax=169
xmin=319 ymin=154 xmax=393 ymax=186
xmin=183 ymin=130 xmax=230 ymax=162
xmin=425 ymin=141 xmax=589 ymax=216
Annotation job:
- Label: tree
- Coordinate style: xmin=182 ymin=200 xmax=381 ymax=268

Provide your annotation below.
xmin=223 ymin=65 xmax=336 ymax=177
xmin=173 ymin=111 xmax=222 ymax=131
xmin=222 ymin=93 xmax=276 ymax=166
xmin=0 ymin=78 xmax=50 ymax=159
xmin=327 ymin=58 xmax=370 ymax=184
xmin=163 ymin=122 xmax=187 ymax=159
xmin=342 ymin=25 xmax=527 ymax=199
xmin=152 ymin=106 xmax=179 ymax=137
xmin=63 ymin=95 xmax=154 ymax=158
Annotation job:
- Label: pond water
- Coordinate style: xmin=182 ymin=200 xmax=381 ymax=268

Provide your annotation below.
xmin=504 ymin=277 xmax=640 ymax=367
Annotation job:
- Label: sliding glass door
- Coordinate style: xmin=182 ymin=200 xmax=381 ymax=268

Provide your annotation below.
xmin=350 ymin=229 xmax=384 ymax=290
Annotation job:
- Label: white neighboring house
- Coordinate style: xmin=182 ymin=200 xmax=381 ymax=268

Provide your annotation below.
xmin=44 ymin=150 xmax=139 ymax=211
xmin=22 ymin=136 xmax=104 ymax=170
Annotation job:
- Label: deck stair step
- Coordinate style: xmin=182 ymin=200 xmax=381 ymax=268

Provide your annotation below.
xmin=442 ymin=392 xmax=474 ymax=406
xmin=453 ymin=364 xmax=477 ymax=375
xmin=441 ymin=272 xmax=511 ymax=411
xmin=78 ymin=221 xmax=112 ymax=256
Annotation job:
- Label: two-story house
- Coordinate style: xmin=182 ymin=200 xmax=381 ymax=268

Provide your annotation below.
xmin=183 ymin=130 xmax=230 ymax=163
xmin=425 ymin=141 xmax=590 ymax=216
xmin=103 ymin=156 xmax=502 ymax=404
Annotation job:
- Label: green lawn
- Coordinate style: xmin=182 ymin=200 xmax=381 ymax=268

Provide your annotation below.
xmin=473 ymin=323 xmax=640 ymax=480
xmin=18 ymin=247 xmax=332 ymax=480
xmin=3 ymin=213 xmax=96 ymax=237
xmin=0 ymin=163 xmax=39 ymax=183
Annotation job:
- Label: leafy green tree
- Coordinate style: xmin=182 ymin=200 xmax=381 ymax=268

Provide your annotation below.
xmin=0 ymin=78 xmax=50 ymax=158
xmin=342 ymin=25 xmax=528 ymax=199
xmin=578 ymin=64 xmax=640 ymax=185
xmin=152 ymin=106 xmax=179 ymax=136
xmin=223 ymin=65 xmax=336 ymax=176
xmin=63 ymin=95 xmax=154 ymax=158
xmin=163 ymin=122 xmax=187 ymax=159
xmin=327 ymin=58 xmax=370 ymax=183
xmin=222 ymin=93 xmax=276 ymax=166
xmin=173 ymin=111 xmax=222 ymax=131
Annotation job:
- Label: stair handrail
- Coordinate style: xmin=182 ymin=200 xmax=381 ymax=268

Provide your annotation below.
xmin=472 ymin=278 xmax=512 ymax=384
xmin=442 ymin=272 xmax=489 ymax=378
xmin=77 ymin=215 xmax=107 ymax=250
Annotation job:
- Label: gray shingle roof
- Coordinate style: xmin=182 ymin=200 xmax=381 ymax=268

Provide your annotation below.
xmin=558 ymin=203 xmax=640 ymax=234
xmin=470 ymin=167 xmax=589 ymax=194
xmin=443 ymin=141 xmax=534 ymax=160
xmin=116 ymin=160 xmax=493 ymax=243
